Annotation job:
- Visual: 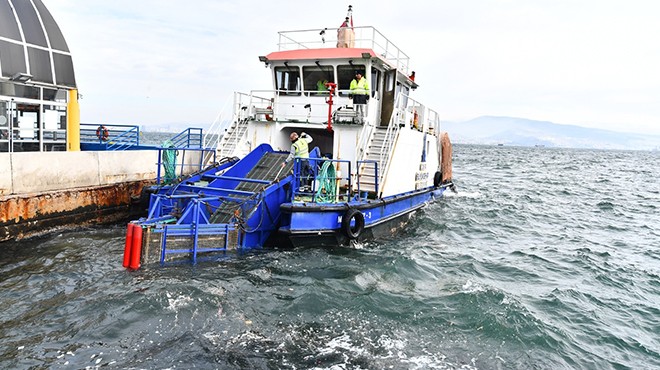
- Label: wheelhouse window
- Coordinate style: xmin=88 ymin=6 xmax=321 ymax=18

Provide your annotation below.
xmin=395 ymin=83 xmax=410 ymax=108
xmin=274 ymin=66 xmax=301 ymax=96
xmin=43 ymin=88 xmax=58 ymax=101
xmin=370 ymin=68 xmax=381 ymax=98
xmin=385 ymin=71 xmax=395 ymax=92
xmin=302 ymin=65 xmax=334 ymax=95
xmin=0 ymin=82 xmax=39 ymax=99
xmin=337 ymin=64 xmax=365 ymax=96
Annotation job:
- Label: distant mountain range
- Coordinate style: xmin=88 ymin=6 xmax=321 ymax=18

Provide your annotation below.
xmin=148 ymin=116 xmax=659 ymax=151
xmin=442 ymin=116 xmax=660 ymax=150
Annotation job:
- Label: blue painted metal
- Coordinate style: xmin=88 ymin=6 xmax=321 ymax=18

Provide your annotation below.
xmin=80 ymin=124 xmax=209 ymax=153
xmin=137 ymin=144 xmax=295 ymax=264
xmin=80 ymin=123 xmax=142 ymax=150
xmin=133 ymin=142 xmax=450 ymax=266
xmin=282 ymin=185 xmax=448 ymax=240
xmin=288 ymin=150 xmax=349 ymax=202
xmin=202 ymin=175 xmax=271 ymax=184
xmin=154 ymin=147 xmax=220 ymax=185
xmin=168 ymin=128 xmax=204 ymax=148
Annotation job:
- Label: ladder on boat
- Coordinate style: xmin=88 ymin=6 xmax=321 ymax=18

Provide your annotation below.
xmin=358 ymin=127 xmax=396 ymax=195
xmin=217 ymin=118 xmax=249 ymax=158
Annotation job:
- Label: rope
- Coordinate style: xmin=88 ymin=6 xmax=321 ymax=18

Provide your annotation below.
xmin=315 ymin=160 xmax=337 ymax=203
xmin=162 ymin=140 xmax=178 ymax=184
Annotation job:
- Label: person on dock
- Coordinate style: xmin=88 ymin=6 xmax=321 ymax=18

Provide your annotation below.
xmin=350 ymin=71 xmax=369 ymax=123
xmin=282 ymin=132 xmax=314 ymax=190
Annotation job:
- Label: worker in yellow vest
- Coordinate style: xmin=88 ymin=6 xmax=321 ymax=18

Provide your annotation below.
xmin=282 ymin=132 xmax=314 ymax=191
xmin=349 ymin=71 xmax=369 ymax=123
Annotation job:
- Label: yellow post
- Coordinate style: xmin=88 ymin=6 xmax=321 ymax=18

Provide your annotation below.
xmin=66 ymin=89 xmax=80 ymax=151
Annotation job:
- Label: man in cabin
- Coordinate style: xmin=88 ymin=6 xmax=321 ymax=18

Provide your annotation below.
xmin=317 ymin=79 xmax=329 ymax=93
xmin=350 ymin=71 xmax=369 ymax=123
xmin=281 ymin=132 xmax=314 ymax=191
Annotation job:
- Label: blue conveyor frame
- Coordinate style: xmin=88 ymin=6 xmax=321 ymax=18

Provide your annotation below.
xmin=137 ymin=144 xmax=323 ymax=264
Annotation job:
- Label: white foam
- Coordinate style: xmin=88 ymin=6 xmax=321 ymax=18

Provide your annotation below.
xmin=166 ymin=292 xmax=193 ymax=311
xmin=444 ymin=190 xmax=481 ymax=198
xmin=461 ymin=280 xmax=487 ymax=294
xmin=349 ymin=240 xmax=367 ymax=249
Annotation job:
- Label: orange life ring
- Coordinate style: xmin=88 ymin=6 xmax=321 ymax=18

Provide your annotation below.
xmin=96 ymin=125 xmax=109 ymax=141
xmin=265 ymin=106 xmax=273 ymax=121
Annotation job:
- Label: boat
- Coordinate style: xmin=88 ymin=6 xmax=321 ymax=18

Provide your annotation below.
xmin=122 ymin=7 xmax=456 ymax=269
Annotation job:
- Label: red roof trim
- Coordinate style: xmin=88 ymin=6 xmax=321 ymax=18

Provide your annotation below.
xmin=265 ymin=48 xmax=376 ymax=61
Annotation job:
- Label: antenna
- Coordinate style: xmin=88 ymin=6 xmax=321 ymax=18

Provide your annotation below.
xmin=347 ymin=5 xmax=354 ymax=29
xmin=319 ymin=28 xmax=327 ymax=44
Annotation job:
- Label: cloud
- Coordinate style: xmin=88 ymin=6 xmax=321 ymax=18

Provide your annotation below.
xmin=44 ymin=0 xmax=660 ymax=135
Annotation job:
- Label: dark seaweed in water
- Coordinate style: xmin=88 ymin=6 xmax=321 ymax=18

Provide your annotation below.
xmin=1 ymin=145 xmax=659 ymax=369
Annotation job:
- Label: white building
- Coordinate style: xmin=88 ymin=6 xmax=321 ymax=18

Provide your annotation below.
xmin=0 ymin=0 xmax=77 ymax=152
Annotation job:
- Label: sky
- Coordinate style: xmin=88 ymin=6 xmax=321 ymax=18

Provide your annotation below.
xmin=42 ymin=0 xmax=660 ymax=135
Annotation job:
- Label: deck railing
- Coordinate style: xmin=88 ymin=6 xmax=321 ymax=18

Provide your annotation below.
xmin=204 ymin=94 xmax=233 ymax=149
xmin=356 ymin=159 xmax=379 ymax=198
xmin=277 ymin=26 xmax=411 ymax=74
xmin=292 ymin=156 xmax=353 ymax=203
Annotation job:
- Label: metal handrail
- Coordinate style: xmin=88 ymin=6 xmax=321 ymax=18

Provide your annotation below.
xmin=155 ymin=146 xmax=217 ymax=185
xmin=216 ymin=91 xmax=275 ymax=157
xmin=292 ymin=156 xmax=352 ymax=203
xmin=80 ymin=123 xmax=140 ymax=148
xmin=204 ymin=94 xmax=233 ymax=149
xmin=355 ymin=118 xmax=375 ymax=163
xmin=376 ymin=94 xmax=403 ymax=193
xmin=277 ymin=26 xmax=410 ymax=74
xmin=169 ymin=127 xmax=204 ymax=148
xmin=356 ymin=159 xmax=378 ymax=197
xmin=107 ymin=127 xmax=141 ymax=150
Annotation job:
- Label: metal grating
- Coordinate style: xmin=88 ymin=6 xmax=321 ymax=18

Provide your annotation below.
xmin=210 ymin=152 xmax=291 ymax=223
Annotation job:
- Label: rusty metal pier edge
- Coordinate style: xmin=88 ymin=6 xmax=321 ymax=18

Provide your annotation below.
xmin=0 ymin=180 xmax=153 ymax=242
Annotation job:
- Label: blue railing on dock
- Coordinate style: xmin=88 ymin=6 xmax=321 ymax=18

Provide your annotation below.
xmin=168 ymin=128 xmax=204 ymax=148
xmin=80 ymin=125 xmax=213 ymax=153
xmin=80 ymin=123 xmax=140 ymax=148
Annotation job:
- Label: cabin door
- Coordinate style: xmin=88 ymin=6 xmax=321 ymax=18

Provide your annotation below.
xmin=379 ymin=69 xmax=396 ymax=127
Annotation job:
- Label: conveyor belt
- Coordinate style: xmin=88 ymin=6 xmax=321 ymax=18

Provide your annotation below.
xmin=237 ymin=152 xmax=291 ymax=192
xmin=210 ymin=152 xmax=292 ymax=224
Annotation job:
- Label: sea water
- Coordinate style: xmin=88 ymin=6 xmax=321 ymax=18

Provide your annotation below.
xmin=1 ymin=145 xmax=658 ymax=369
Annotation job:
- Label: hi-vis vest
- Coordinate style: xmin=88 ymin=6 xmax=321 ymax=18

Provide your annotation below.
xmin=293 ymin=139 xmax=309 ymax=158
xmin=350 ymin=77 xmax=369 ymax=95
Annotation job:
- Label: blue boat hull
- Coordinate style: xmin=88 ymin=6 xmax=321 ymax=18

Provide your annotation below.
xmin=278 ymin=186 xmax=448 ymax=247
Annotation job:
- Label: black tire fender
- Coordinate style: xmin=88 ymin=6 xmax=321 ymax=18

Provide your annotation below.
xmin=342 ymin=208 xmax=365 ymax=240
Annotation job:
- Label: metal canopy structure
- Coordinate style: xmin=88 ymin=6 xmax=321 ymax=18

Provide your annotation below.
xmin=0 ymin=0 xmax=75 ymax=88
xmin=0 ymin=0 xmax=76 ymax=152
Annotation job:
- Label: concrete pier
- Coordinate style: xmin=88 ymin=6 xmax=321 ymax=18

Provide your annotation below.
xmin=1 ymin=150 xmax=162 ymax=241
